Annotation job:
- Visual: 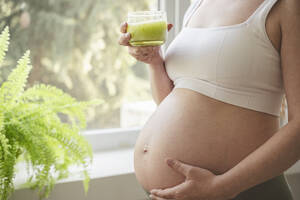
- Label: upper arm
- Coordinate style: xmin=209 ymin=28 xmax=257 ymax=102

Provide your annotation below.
xmin=279 ymin=0 xmax=300 ymax=121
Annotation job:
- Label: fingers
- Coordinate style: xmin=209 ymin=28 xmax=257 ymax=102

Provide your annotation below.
xmin=167 ymin=24 xmax=173 ymax=31
xmin=151 ymin=188 xmax=177 ymax=199
xmin=166 ymin=158 xmax=194 ymax=177
xmin=149 ymin=194 xmax=170 ymax=200
xmin=120 ymin=22 xmax=128 ymax=33
xmin=150 ymin=182 xmax=189 ymax=199
xmin=128 ymin=46 xmax=152 ymax=57
xmin=119 ymin=22 xmax=131 ymax=46
xmin=119 ymin=32 xmax=131 ymax=46
xmin=119 ymin=22 xmax=172 ymax=46
xmin=128 ymin=46 xmax=149 ymax=61
xmin=128 ymin=46 xmax=159 ymax=59
xmin=128 ymin=46 xmax=139 ymax=56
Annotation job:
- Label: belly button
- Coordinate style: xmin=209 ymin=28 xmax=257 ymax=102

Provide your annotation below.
xmin=143 ymin=144 xmax=149 ymax=153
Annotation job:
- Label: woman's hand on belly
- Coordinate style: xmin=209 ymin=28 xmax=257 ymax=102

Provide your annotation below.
xmin=149 ymin=158 xmax=238 ymax=200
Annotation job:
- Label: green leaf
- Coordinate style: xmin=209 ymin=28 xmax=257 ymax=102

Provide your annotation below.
xmin=0 ymin=51 xmax=32 ymax=106
xmin=22 ymin=84 xmax=103 ymax=128
xmin=0 ymin=112 xmax=11 ymax=160
xmin=0 ymin=111 xmax=3 ymax=133
xmin=0 ymin=26 xmax=9 ymax=68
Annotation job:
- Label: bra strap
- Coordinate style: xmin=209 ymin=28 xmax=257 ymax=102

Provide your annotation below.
xmin=247 ymin=0 xmax=279 ymax=37
xmin=182 ymin=0 xmax=203 ymax=27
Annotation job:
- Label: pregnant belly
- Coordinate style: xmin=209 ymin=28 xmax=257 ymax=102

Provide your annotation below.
xmin=134 ymin=88 xmax=279 ymax=192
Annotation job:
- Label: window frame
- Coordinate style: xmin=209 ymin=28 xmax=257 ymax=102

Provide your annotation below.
xmin=159 ymin=0 xmax=190 ymax=51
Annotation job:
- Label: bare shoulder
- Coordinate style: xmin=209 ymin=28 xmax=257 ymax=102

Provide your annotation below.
xmin=277 ymin=0 xmax=300 ymax=29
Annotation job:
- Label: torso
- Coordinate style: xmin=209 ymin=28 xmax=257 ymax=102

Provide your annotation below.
xmin=134 ymin=0 xmax=283 ymax=192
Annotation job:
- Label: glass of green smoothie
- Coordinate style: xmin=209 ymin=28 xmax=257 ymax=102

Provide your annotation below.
xmin=127 ymin=10 xmax=167 ymax=46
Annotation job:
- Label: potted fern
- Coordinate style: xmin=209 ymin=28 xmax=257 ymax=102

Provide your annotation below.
xmin=0 ymin=27 xmax=102 ymax=200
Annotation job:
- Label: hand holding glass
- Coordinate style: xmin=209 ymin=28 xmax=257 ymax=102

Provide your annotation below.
xmin=127 ymin=11 xmax=167 ymax=46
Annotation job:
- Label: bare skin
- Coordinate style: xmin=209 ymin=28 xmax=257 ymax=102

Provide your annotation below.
xmin=118 ymin=0 xmax=300 ymax=199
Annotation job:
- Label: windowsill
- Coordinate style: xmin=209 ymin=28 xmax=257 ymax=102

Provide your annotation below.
xmin=14 ymin=147 xmax=135 ymax=190
xmin=14 ymin=145 xmax=300 ymax=189
xmin=83 ymin=127 xmax=141 ymax=152
xmin=12 ymin=146 xmax=300 ymax=200
xmin=12 ymin=147 xmax=148 ymax=200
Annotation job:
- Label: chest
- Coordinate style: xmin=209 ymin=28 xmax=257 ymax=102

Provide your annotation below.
xmin=187 ymin=0 xmax=281 ymax=52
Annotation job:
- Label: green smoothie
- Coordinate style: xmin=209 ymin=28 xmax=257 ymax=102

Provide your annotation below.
xmin=127 ymin=20 xmax=167 ymax=46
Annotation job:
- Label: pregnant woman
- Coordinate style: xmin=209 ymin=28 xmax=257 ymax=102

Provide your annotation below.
xmin=119 ymin=0 xmax=299 ymax=199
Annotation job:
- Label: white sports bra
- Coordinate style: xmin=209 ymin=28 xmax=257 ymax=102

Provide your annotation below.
xmin=165 ymin=0 xmax=284 ymax=117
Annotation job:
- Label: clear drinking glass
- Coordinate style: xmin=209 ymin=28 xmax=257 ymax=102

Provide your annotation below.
xmin=127 ymin=10 xmax=167 ymax=46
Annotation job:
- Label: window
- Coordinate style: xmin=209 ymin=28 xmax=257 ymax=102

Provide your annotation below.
xmin=0 ymin=0 xmax=192 ymax=150
xmin=0 ymin=0 xmax=157 ymax=129
xmin=159 ymin=0 xmax=191 ymax=50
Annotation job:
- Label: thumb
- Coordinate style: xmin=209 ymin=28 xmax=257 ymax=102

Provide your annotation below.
xmin=167 ymin=24 xmax=173 ymax=32
xmin=165 ymin=158 xmax=192 ymax=177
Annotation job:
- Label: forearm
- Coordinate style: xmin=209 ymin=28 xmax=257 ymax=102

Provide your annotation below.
xmin=218 ymin=119 xmax=300 ymax=197
xmin=148 ymin=62 xmax=174 ymax=105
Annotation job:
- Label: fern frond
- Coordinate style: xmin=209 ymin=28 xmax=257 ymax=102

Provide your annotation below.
xmin=0 ymin=111 xmax=3 ymax=133
xmin=22 ymin=84 xmax=103 ymax=128
xmin=0 ymin=51 xmax=32 ymax=106
xmin=22 ymin=84 xmax=77 ymax=103
xmin=0 ymin=26 xmax=9 ymax=67
xmin=8 ymin=105 xmax=93 ymax=198
xmin=0 ymin=27 xmax=100 ymax=200
xmin=7 ymin=118 xmax=57 ymax=197
xmin=0 ymin=141 xmax=18 ymax=200
xmin=0 ymin=112 xmax=11 ymax=160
